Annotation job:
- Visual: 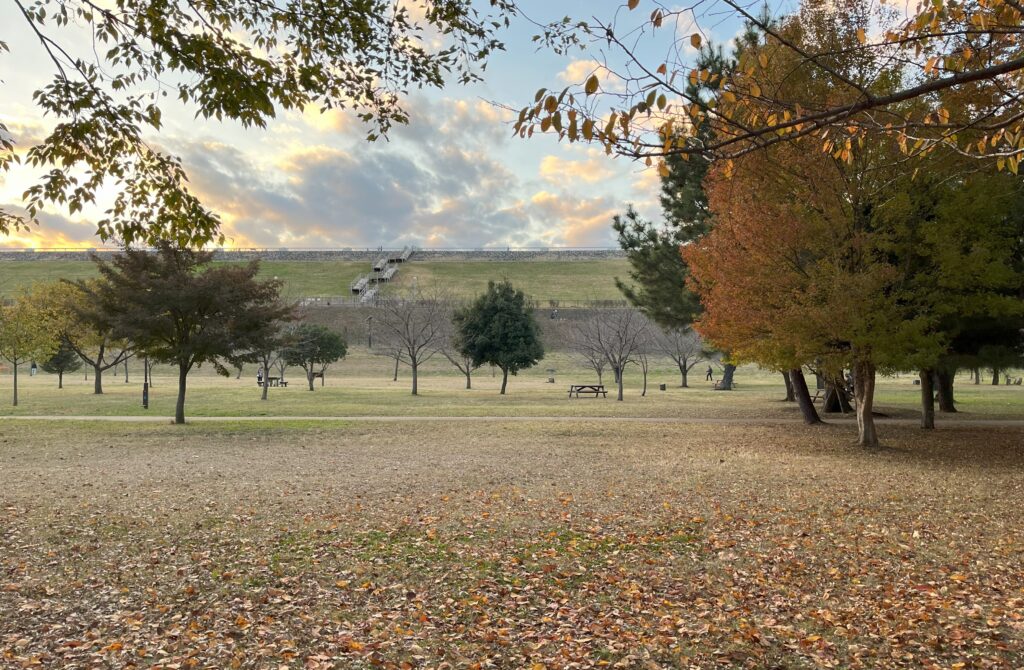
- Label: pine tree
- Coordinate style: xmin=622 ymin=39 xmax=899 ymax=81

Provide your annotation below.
xmin=613 ymin=44 xmax=739 ymax=387
xmin=41 ymin=339 xmax=82 ymax=389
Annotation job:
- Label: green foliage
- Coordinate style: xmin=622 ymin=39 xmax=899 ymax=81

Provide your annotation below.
xmin=1 ymin=0 xmax=514 ymax=245
xmin=41 ymin=339 xmax=83 ymax=376
xmin=613 ymin=207 xmax=703 ymax=330
xmin=0 ymin=298 xmax=57 ymax=367
xmin=28 ymin=279 xmax=131 ymax=393
xmin=874 ymin=169 xmax=1024 ymax=372
xmin=454 ymin=280 xmax=544 ymax=389
xmin=612 ymin=45 xmax=730 ymax=331
xmin=282 ymin=324 xmax=348 ymax=389
xmin=0 ymin=296 xmax=58 ymax=405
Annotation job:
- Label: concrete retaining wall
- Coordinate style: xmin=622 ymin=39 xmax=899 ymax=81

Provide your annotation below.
xmin=0 ymin=248 xmax=626 ymax=262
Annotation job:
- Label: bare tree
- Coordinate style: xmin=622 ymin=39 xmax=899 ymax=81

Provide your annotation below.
xmin=570 ymin=325 xmax=609 ymax=385
xmin=572 ymin=309 xmax=651 ymax=401
xmin=376 ymin=288 xmax=449 ymax=395
xmin=635 ymin=352 xmax=650 ymax=397
xmin=656 ymin=327 xmax=707 ymax=388
xmin=632 ymin=322 xmax=658 ymax=397
xmin=440 ymin=317 xmax=481 ymax=389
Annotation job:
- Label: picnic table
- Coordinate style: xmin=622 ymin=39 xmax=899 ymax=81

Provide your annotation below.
xmin=259 ymin=377 xmax=289 ymax=388
xmin=568 ymin=384 xmax=607 ymax=398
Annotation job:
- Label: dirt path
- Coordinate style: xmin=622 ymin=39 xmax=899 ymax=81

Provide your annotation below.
xmin=3 ymin=414 xmax=1024 ymax=426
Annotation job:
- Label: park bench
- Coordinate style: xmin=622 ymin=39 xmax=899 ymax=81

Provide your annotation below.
xmin=569 ymin=384 xmax=607 ymax=398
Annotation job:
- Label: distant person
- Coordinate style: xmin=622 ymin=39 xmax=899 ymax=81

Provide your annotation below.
xmin=30 ymin=361 xmax=38 ymax=377
xmin=257 ymin=367 xmax=264 ymax=385
xmin=705 ymin=366 xmax=714 ymax=382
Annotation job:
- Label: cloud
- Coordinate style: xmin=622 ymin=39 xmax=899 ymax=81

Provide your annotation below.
xmin=2 ymin=78 xmax=654 ymax=250
xmin=539 ymin=152 xmax=614 ymax=184
xmin=557 ymin=59 xmax=625 ymax=92
xmin=527 ymin=191 xmax=619 ymax=247
xmin=672 ymin=9 xmax=701 ymax=53
xmin=299 ymin=105 xmax=352 ymax=135
xmin=0 ymin=204 xmax=100 ymax=249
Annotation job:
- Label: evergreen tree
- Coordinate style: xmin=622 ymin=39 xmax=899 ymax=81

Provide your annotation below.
xmin=613 ymin=44 xmax=739 ymax=387
xmin=41 ymin=339 xmax=82 ymax=389
xmin=453 ymin=280 xmax=544 ymax=395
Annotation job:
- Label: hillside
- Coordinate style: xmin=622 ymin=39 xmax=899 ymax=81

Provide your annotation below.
xmin=0 ymin=257 xmax=634 ymax=302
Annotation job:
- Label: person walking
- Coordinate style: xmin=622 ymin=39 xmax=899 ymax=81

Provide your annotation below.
xmin=705 ymin=366 xmax=714 ymax=382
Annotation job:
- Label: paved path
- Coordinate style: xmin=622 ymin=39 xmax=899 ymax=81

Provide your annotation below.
xmin=2 ymin=415 xmax=1024 ymax=427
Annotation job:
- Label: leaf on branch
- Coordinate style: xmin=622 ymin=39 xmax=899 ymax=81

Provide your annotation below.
xmin=585 ymin=74 xmax=599 ymax=95
xmin=690 ymin=34 xmax=702 ymax=49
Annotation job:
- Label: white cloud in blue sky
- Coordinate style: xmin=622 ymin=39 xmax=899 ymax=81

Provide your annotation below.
xmin=0 ymin=0 xmax=747 ymax=248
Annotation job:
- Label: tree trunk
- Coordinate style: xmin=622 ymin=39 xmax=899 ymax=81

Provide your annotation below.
xmin=616 ymin=366 xmax=624 ymax=401
xmin=641 ymin=365 xmax=648 ymax=397
xmin=465 ymin=369 xmax=472 ymax=389
xmin=680 ymin=365 xmax=688 ymax=388
xmin=58 ymin=370 xmax=64 ymax=389
xmin=853 ymin=359 xmax=879 ymax=448
xmin=782 ymin=371 xmax=795 ymax=401
xmin=174 ymin=364 xmax=188 ymax=424
xmin=393 ymin=356 xmax=400 ymax=382
xmin=307 ymin=368 xmax=315 ymax=391
xmin=261 ymin=360 xmax=269 ymax=401
xmin=93 ymin=364 xmax=103 ymax=395
xmin=936 ymin=369 xmax=957 ymax=413
xmin=597 ymin=368 xmax=603 ymax=385
xmin=124 ymin=359 xmax=129 ymax=383
xmin=236 ymin=365 xmax=243 ymax=380
xmin=973 ymin=367 xmax=980 ymax=385
xmin=790 ymin=369 xmax=822 ymax=425
xmin=823 ymin=378 xmax=853 ymax=413
xmin=12 ymin=362 xmax=18 ymax=407
xmin=717 ymin=363 xmax=736 ymax=390
xmin=500 ymin=367 xmax=509 ymax=395
xmin=992 ymin=368 xmax=1000 ymax=385
xmin=919 ymin=369 xmax=935 ymax=429
xmin=411 ymin=360 xmax=418 ymax=395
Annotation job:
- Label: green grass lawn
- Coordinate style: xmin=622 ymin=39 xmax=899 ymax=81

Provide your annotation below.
xmin=0 ymin=258 xmax=633 ymax=301
xmin=2 ymin=349 xmax=1021 ymax=426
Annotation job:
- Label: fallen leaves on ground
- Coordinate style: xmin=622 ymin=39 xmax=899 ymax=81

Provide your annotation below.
xmin=1 ymin=420 xmax=1022 ymax=668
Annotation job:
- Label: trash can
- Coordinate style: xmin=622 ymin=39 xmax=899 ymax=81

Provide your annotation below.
xmin=659 ymin=383 xmax=666 ymax=391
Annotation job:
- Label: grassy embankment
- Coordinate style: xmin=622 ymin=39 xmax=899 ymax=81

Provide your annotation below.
xmin=0 ymin=259 xmax=633 ymax=302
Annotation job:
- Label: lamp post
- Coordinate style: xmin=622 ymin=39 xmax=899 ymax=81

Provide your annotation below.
xmin=142 ymin=353 xmax=149 ymax=409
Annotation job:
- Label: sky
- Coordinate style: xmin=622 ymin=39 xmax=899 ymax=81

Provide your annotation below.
xmin=0 ymin=0 xmax=754 ymax=249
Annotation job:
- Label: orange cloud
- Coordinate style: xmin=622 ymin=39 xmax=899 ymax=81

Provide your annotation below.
xmin=539 ymin=153 xmax=614 ymax=184
xmin=529 ymin=190 xmax=618 ymax=247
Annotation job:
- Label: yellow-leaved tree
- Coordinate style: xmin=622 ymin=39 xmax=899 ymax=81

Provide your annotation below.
xmin=0 ymin=295 xmax=58 ymax=406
